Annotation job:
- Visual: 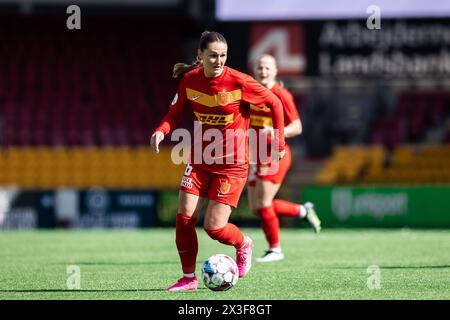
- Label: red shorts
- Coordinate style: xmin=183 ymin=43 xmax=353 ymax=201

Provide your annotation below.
xmin=248 ymin=144 xmax=292 ymax=187
xmin=179 ymin=164 xmax=247 ymax=208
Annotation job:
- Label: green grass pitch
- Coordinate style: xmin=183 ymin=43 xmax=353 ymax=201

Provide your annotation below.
xmin=0 ymin=228 xmax=449 ymax=300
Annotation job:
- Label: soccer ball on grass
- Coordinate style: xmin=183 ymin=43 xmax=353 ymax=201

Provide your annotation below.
xmin=201 ymin=254 xmax=239 ymax=291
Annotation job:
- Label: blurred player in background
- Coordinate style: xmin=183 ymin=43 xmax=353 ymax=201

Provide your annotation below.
xmin=247 ymin=54 xmax=321 ymax=263
xmin=151 ymin=32 xmax=286 ymax=291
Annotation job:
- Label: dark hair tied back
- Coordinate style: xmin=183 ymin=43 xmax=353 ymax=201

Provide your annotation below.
xmin=172 ymin=30 xmax=227 ymax=78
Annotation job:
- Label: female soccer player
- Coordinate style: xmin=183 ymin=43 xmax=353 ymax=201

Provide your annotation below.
xmin=247 ymin=54 xmax=321 ymax=263
xmin=150 ymin=32 xmax=286 ymax=291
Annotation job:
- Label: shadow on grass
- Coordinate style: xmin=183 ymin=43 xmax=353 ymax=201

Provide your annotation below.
xmin=0 ymin=288 xmax=208 ymax=293
xmin=57 ymin=261 xmax=180 ymax=266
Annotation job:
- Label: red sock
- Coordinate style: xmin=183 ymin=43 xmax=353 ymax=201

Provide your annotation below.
xmin=257 ymin=205 xmax=280 ymax=248
xmin=205 ymin=223 xmax=244 ymax=249
xmin=175 ymin=213 xmax=198 ymax=274
xmin=273 ymin=199 xmax=300 ymax=217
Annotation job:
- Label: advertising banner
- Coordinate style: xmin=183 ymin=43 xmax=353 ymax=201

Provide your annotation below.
xmin=248 ymin=23 xmax=306 ymax=76
xmin=220 ymin=18 xmax=450 ymax=78
xmin=72 ymin=189 xmax=158 ymax=228
xmin=0 ymin=189 xmax=158 ymax=229
xmin=0 ymin=188 xmax=55 ymax=229
xmin=310 ymin=19 xmax=450 ymax=77
xmin=302 ymin=186 xmax=450 ymax=228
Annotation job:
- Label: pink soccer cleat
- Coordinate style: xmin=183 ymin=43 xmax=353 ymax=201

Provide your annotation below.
xmin=167 ymin=276 xmax=198 ymax=292
xmin=236 ymin=236 xmax=253 ymax=278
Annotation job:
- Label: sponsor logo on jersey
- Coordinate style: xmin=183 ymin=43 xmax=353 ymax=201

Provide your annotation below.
xmin=181 ymin=176 xmax=193 ymax=189
xmin=218 ymin=179 xmax=231 ymax=195
xmin=194 ymin=111 xmax=234 ymax=126
xmin=250 ymin=104 xmax=271 ymax=113
xmin=250 ymin=115 xmax=273 ymax=127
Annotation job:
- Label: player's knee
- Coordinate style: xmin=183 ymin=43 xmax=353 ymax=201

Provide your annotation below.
xmin=178 ymin=200 xmax=202 ymax=216
xmin=203 ymin=218 xmax=220 ymax=231
xmin=254 ymin=198 xmax=272 ymax=210
xmin=178 ymin=205 xmax=195 ymax=216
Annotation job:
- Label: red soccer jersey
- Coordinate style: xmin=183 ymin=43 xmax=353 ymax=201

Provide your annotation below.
xmin=154 ymin=66 xmax=285 ymax=176
xmin=249 ymin=82 xmax=300 ymax=142
xmin=249 ymin=82 xmax=300 ymax=164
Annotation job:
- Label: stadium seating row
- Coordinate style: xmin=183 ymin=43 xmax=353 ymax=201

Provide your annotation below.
xmin=316 ymin=144 xmax=450 ymax=184
xmin=0 ymin=147 xmax=185 ymax=189
xmin=0 ymin=16 xmax=183 ymax=147
xmin=370 ymin=91 xmax=450 ymax=148
xmin=315 ymin=145 xmax=386 ymax=184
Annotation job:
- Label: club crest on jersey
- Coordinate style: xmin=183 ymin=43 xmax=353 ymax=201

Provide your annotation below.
xmin=217 ymin=91 xmax=230 ymax=106
xmin=218 ymin=179 xmax=231 ymax=194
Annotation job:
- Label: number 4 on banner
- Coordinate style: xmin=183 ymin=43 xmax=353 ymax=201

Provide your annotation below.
xmin=66 ymin=5 xmax=81 ymax=30
xmin=249 ymin=24 xmax=305 ymax=76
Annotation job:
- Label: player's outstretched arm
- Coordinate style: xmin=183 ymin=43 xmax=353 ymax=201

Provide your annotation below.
xmin=241 ymin=75 xmax=286 ymax=160
xmin=284 ymin=119 xmax=302 ymax=138
xmin=278 ymin=88 xmax=302 ymax=138
xmin=151 ymin=77 xmax=188 ymax=153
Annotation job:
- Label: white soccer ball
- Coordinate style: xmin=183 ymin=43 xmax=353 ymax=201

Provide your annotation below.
xmin=201 ymin=254 xmax=239 ymax=291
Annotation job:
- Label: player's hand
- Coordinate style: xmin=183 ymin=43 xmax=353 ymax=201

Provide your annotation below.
xmin=271 ymin=148 xmax=286 ymax=162
xmin=277 ymin=149 xmax=286 ymax=161
xmin=150 ymin=131 xmax=164 ymax=153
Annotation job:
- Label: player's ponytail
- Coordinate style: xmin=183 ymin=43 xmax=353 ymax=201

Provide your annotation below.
xmin=172 ymin=57 xmax=203 ymax=78
xmin=172 ymin=30 xmax=227 ymax=78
